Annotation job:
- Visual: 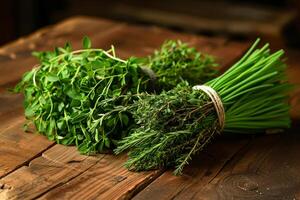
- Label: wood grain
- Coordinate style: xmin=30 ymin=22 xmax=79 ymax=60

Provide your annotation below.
xmin=133 ymin=136 xmax=249 ymax=200
xmin=0 ymin=145 xmax=104 ymax=199
xmin=0 ymin=119 xmax=54 ymax=179
xmin=193 ymin=133 xmax=300 ymax=200
xmin=0 ymin=92 xmax=54 ymax=178
xmin=38 ymin=154 xmax=162 ymax=200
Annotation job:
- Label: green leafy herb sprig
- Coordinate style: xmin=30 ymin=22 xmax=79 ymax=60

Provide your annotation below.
xmin=14 ymin=37 xmax=218 ymax=154
xmin=115 ymin=39 xmax=291 ymax=175
xmin=147 ymin=40 xmax=218 ymax=91
xmin=14 ymin=37 xmax=152 ymax=153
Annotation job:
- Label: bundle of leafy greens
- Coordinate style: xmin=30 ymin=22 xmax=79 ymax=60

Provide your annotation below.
xmin=147 ymin=40 xmax=217 ymax=90
xmin=14 ymin=37 xmax=217 ymax=153
xmin=115 ymin=39 xmax=291 ymax=175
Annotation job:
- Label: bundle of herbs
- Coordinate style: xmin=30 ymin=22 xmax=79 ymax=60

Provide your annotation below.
xmin=147 ymin=40 xmax=217 ymax=90
xmin=14 ymin=37 xmax=217 ymax=154
xmin=115 ymin=39 xmax=291 ymax=175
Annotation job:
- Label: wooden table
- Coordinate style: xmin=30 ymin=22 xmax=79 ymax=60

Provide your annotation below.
xmin=0 ymin=16 xmax=299 ymax=200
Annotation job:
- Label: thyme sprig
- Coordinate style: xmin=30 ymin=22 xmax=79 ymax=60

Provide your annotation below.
xmin=115 ymin=39 xmax=291 ymax=175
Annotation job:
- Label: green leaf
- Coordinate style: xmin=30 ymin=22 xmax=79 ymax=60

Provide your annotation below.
xmin=47 ymin=74 xmax=59 ymax=82
xmin=57 ymin=120 xmax=65 ymax=130
xmin=25 ymin=104 xmax=38 ymax=117
xmin=106 ymin=117 xmax=116 ymax=127
xmin=66 ymin=87 xmax=82 ymax=100
xmin=121 ymin=113 xmax=129 ymax=126
xmin=78 ymin=141 xmax=91 ymax=153
xmin=61 ymin=137 xmax=75 ymax=145
xmin=99 ymin=141 xmax=104 ymax=151
xmin=77 ymin=134 xmax=84 ymax=140
xmin=71 ymin=111 xmax=88 ymax=123
xmin=113 ymin=88 xmax=121 ymax=97
xmin=83 ymin=36 xmax=91 ymax=49
xmin=22 ymin=71 xmax=34 ymax=82
xmin=95 ymin=129 xmax=100 ymax=142
xmin=58 ymin=102 xmax=64 ymax=112
xmin=64 ymin=42 xmax=72 ymax=52
xmin=104 ymin=137 xmax=110 ymax=148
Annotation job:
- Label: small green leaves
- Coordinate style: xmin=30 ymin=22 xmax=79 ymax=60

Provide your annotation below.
xmin=83 ymin=36 xmax=91 ymax=49
xmin=47 ymin=73 xmax=59 ymax=82
xmin=22 ymin=70 xmax=34 ymax=82
xmin=147 ymin=40 xmax=218 ymax=91
xmin=64 ymin=42 xmax=72 ymax=52
xmin=15 ymin=37 xmax=151 ymax=154
xmin=66 ymin=87 xmax=82 ymax=100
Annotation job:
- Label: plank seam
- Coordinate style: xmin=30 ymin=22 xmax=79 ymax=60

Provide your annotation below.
xmin=0 ymin=142 xmax=56 ymax=179
xmin=170 ymin=139 xmax=252 ymax=200
xmin=32 ymin=154 xmax=106 ymax=200
xmin=185 ymin=139 xmax=253 ymax=200
xmin=124 ymin=170 xmax=166 ymax=200
xmin=207 ymin=139 xmax=253 ymax=184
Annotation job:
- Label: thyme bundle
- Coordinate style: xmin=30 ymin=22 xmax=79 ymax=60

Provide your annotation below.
xmin=14 ymin=37 xmax=217 ymax=153
xmin=115 ymin=39 xmax=291 ymax=175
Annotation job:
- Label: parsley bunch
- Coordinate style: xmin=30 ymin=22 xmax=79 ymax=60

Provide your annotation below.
xmin=15 ymin=37 xmax=152 ymax=153
xmin=15 ymin=37 xmax=218 ymax=153
xmin=116 ymin=39 xmax=291 ymax=175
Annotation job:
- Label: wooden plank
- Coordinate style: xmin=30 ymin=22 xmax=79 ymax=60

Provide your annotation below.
xmin=189 ymin=133 xmax=300 ymax=200
xmin=132 ymin=136 xmax=249 ymax=200
xmin=286 ymin=49 xmax=300 ymax=121
xmin=0 ymin=145 xmax=104 ymax=199
xmin=0 ymin=93 xmax=23 ymax=130
xmin=38 ymin=153 xmax=162 ymax=200
xmin=0 ymin=118 xmax=53 ymax=178
xmin=0 ymin=146 xmax=161 ymax=200
xmin=133 ymin=133 xmax=300 ymax=200
xmin=0 ymin=92 xmax=54 ymax=178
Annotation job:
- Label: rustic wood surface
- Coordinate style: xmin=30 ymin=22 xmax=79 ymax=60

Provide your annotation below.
xmin=0 ymin=16 xmax=299 ymax=200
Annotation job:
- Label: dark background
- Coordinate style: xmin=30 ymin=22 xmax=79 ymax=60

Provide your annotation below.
xmin=1 ymin=0 xmax=300 ymax=47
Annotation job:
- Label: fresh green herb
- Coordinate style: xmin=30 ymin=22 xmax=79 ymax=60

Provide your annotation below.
xmin=14 ymin=37 xmax=218 ymax=154
xmin=14 ymin=37 xmax=151 ymax=153
xmin=147 ymin=40 xmax=217 ymax=90
xmin=115 ymin=39 xmax=291 ymax=175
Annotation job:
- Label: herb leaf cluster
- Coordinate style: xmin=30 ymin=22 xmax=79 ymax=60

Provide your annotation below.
xmin=15 ymin=37 xmax=151 ymax=153
xmin=148 ymin=40 xmax=218 ymax=90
